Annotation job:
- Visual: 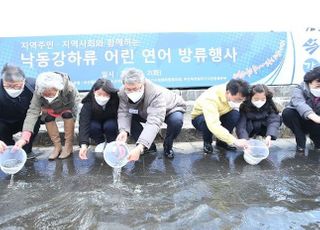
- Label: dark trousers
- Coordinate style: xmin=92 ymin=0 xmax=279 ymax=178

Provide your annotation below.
xmin=192 ymin=110 xmax=240 ymax=143
xmin=89 ymin=119 xmax=118 ymax=144
xmin=130 ymin=111 xmax=184 ymax=150
xmin=0 ymin=119 xmax=41 ymax=154
xmin=282 ymin=108 xmax=320 ymax=148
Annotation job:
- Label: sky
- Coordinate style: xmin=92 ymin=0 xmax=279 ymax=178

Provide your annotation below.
xmin=0 ymin=0 xmax=318 ymax=37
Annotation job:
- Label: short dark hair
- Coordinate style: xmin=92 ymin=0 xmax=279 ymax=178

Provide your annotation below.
xmin=304 ymin=66 xmax=320 ymax=83
xmin=1 ymin=63 xmax=25 ymax=81
xmin=226 ymin=79 xmax=250 ymax=97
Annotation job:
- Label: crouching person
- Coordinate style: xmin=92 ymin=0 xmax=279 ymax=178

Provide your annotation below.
xmin=282 ymin=66 xmax=320 ymax=153
xmin=0 ymin=64 xmax=41 ymax=158
xmin=236 ymin=84 xmax=282 ymax=147
xmin=15 ymin=72 xmax=80 ymax=160
xmin=191 ymin=79 xmax=250 ymax=153
xmin=116 ymin=68 xmax=186 ymax=160
xmin=79 ymin=79 xmax=119 ymax=160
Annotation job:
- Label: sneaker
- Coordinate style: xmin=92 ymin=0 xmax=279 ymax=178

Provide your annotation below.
xmin=216 ymin=140 xmax=237 ymax=151
xmin=164 ymin=149 xmax=175 ymax=159
xmin=94 ymin=142 xmax=107 ymax=153
xmin=143 ymin=143 xmax=157 ymax=155
xmin=296 ymin=146 xmax=305 ymax=153
xmin=27 ymin=151 xmax=41 ymax=160
xmin=203 ymin=142 xmax=213 ymax=154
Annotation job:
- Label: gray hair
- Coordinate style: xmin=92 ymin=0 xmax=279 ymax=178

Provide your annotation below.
xmin=36 ymin=72 xmax=64 ymax=94
xmin=120 ymin=68 xmax=145 ymax=84
xmin=1 ymin=64 xmax=25 ymax=82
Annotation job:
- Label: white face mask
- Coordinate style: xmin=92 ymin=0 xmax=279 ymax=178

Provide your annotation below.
xmin=44 ymin=91 xmax=59 ymax=104
xmin=251 ymin=100 xmax=266 ymax=108
xmin=310 ymin=88 xmax=320 ymax=97
xmin=4 ymin=87 xmax=24 ymax=98
xmin=127 ymin=91 xmax=144 ymax=103
xmin=95 ymin=95 xmax=110 ymax=106
xmin=228 ymin=100 xmax=242 ymax=110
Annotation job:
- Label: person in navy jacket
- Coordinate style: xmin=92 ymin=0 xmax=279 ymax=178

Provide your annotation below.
xmin=78 ymin=78 xmax=119 ymax=160
xmin=0 ymin=64 xmax=40 ymax=156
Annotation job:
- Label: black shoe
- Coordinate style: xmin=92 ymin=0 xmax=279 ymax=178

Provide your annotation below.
xmin=143 ymin=143 xmax=157 ymax=154
xmin=27 ymin=151 xmax=41 ymax=160
xmin=164 ymin=149 xmax=175 ymax=159
xmin=203 ymin=142 xmax=213 ymax=154
xmin=216 ymin=140 xmax=237 ymax=151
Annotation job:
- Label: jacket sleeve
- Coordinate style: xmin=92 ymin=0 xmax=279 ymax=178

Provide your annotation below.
xmin=22 ymin=93 xmax=42 ymax=132
xmin=137 ymin=92 xmax=166 ymax=149
xmin=236 ymin=112 xmax=249 ymax=139
xmin=79 ymin=102 xmax=92 ymax=146
xmin=70 ymin=85 xmax=81 ymax=119
xmin=291 ymin=86 xmax=314 ymax=119
xmin=117 ymin=92 xmax=132 ymax=134
xmin=266 ymin=113 xmax=282 ymax=140
xmin=202 ymin=97 xmax=235 ymax=145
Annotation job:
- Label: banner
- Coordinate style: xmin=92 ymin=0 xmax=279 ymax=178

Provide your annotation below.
xmin=0 ymin=31 xmax=319 ymax=90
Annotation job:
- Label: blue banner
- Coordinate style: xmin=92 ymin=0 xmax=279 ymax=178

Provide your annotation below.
xmin=0 ymin=32 xmax=288 ymax=90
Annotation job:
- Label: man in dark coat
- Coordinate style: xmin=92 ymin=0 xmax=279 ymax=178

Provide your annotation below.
xmin=0 ymin=64 xmax=40 ymax=157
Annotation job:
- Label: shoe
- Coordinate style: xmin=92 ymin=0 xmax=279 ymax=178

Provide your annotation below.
xmin=94 ymin=142 xmax=107 ymax=153
xmin=314 ymin=145 xmax=320 ymax=152
xmin=296 ymin=146 xmax=305 ymax=153
xmin=203 ymin=142 xmax=213 ymax=154
xmin=45 ymin=121 xmax=62 ymax=160
xmin=59 ymin=119 xmax=75 ymax=159
xmin=27 ymin=151 xmax=41 ymax=160
xmin=216 ymin=140 xmax=237 ymax=151
xmin=143 ymin=143 xmax=157 ymax=155
xmin=163 ymin=144 xmax=175 ymax=159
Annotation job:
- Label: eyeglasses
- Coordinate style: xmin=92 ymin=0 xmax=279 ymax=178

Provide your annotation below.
xmin=3 ymin=81 xmax=24 ymax=90
xmin=124 ymin=85 xmax=143 ymax=94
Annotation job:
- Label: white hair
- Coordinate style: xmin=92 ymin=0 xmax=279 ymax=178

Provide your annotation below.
xmin=36 ymin=72 xmax=64 ymax=93
xmin=120 ymin=68 xmax=145 ymax=84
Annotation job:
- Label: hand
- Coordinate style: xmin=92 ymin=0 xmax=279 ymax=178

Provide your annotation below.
xmin=116 ymin=131 xmax=128 ymax=143
xmin=265 ymin=136 xmax=272 ymax=148
xmin=0 ymin=140 xmax=7 ymax=153
xmin=308 ymin=113 xmax=320 ymax=124
xmin=13 ymin=139 xmax=27 ymax=152
xmin=127 ymin=144 xmax=144 ymax=162
xmin=79 ymin=144 xmax=88 ymax=160
xmin=233 ymin=138 xmax=249 ymax=149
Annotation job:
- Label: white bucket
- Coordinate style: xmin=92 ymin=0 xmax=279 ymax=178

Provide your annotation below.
xmin=0 ymin=146 xmax=27 ymax=174
xmin=243 ymin=139 xmax=269 ymax=165
xmin=103 ymin=141 xmax=129 ymax=168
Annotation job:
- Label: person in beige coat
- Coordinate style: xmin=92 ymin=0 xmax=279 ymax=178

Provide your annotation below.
xmin=15 ymin=72 xmax=80 ymax=160
xmin=116 ymin=68 xmax=186 ymax=160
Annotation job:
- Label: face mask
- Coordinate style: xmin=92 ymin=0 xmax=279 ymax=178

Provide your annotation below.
xmin=310 ymin=88 xmax=320 ymax=97
xmin=4 ymin=87 xmax=24 ymax=98
xmin=127 ymin=91 xmax=144 ymax=103
xmin=251 ymin=100 xmax=266 ymax=108
xmin=44 ymin=91 xmax=59 ymax=104
xmin=228 ymin=100 xmax=241 ymax=110
xmin=95 ymin=95 xmax=110 ymax=106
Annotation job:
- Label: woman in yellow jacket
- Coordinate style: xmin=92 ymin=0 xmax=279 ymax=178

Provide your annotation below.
xmin=191 ymin=79 xmax=250 ymax=154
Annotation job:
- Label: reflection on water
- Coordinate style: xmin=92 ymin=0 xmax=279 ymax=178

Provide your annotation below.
xmin=0 ymin=141 xmax=320 ymax=229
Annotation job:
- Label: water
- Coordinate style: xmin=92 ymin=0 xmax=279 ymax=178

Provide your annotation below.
xmin=0 ymin=140 xmax=319 ymax=229
xmin=112 ymin=167 xmax=122 ymax=185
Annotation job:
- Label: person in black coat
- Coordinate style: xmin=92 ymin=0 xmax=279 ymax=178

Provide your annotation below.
xmin=236 ymin=84 xmax=282 ymax=147
xmin=79 ymin=78 xmax=119 ymax=160
xmin=0 ymin=64 xmax=40 ymax=156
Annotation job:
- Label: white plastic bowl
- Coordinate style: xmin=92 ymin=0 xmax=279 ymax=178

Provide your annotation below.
xmin=103 ymin=141 xmax=129 ymax=168
xmin=243 ymin=139 xmax=269 ymax=165
xmin=0 ymin=146 xmax=27 ymax=174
